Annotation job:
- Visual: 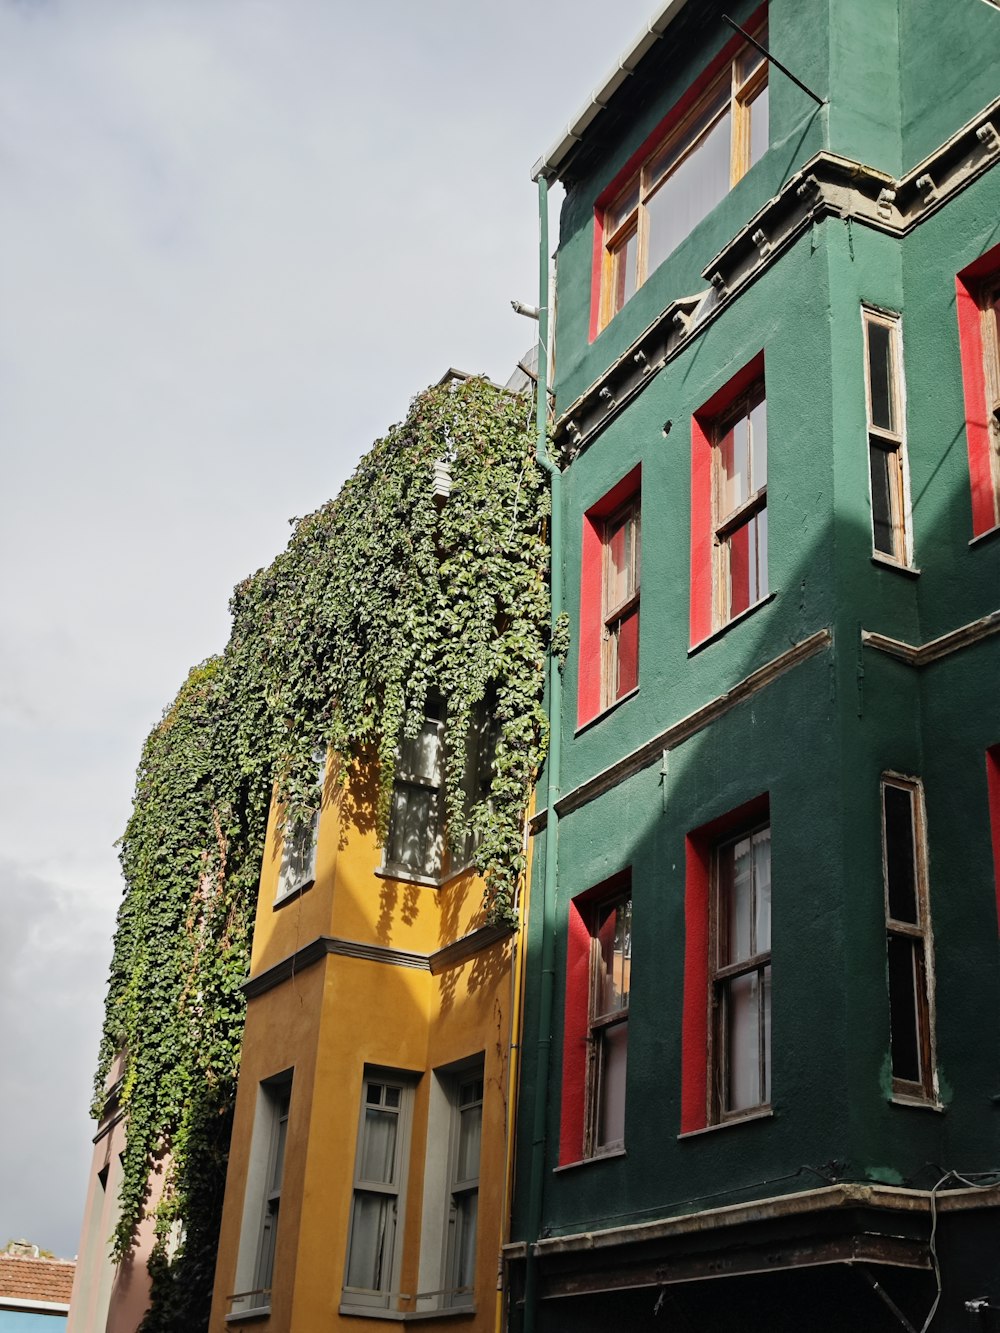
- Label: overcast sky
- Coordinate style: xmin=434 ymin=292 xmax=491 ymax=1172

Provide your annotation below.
xmin=0 ymin=0 xmax=661 ymax=1261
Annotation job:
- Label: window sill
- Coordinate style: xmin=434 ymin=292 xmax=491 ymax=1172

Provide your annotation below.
xmin=688 ymin=592 xmax=776 ymax=656
xmin=338 ymin=1303 xmax=475 ymax=1322
xmin=273 ymin=879 xmax=314 ymax=911
xmin=870 ymin=553 xmax=920 ymax=578
xmin=374 ymin=861 xmax=476 ymax=891
xmin=677 ymin=1107 xmax=773 ymax=1139
xmin=969 ymin=521 xmax=1000 ymax=548
xmin=575 ymin=686 xmax=639 ymax=737
xmin=226 ymin=1306 xmax=271 ymax=1323
xmin=553 ymin=1146 xmax=627 ymax=1173
xmin=889 ymin=1092 xmax=944 ymax=1112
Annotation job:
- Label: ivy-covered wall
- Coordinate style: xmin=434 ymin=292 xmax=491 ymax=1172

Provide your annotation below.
xmin=93 ymin=376 xmax=550 ymax=1331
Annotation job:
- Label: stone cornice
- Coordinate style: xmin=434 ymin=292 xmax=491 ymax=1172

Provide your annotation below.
xmin=558 ymin=96 xmax=1000 ymax=460
xmin=862 ymin=609 xmax=1000 ymax=667
xmin=243 ymin=923 xmax=514 ymax=999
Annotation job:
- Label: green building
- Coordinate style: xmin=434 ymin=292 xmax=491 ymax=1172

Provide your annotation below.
xmin=508 ymin=1 xmax=1000 ymax=1329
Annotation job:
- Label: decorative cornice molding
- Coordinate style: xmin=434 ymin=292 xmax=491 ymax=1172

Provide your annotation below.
xmin=531 ymin=628 xmax=831 ymax=831
xmin=244 ymin=923 xmax=514 ymax=998
xmin=862 ymin=609 xmax=1000 ymax=667
xmin=558 ymin=96 xmax=1000 ymax=459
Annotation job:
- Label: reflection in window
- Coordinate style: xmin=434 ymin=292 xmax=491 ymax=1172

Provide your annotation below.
xmin=713 ymin=382 xmax=768 ymax=625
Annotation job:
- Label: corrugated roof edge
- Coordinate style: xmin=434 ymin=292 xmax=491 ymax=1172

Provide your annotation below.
xmin=531 ymin=0 xmax=692 ymax=183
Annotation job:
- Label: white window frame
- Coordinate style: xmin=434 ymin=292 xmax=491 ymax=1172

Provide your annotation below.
xmin=442 ymin=1071 xmax=483 ymax=1308
xmin=275 ymin=752 xmax=325 ymax=904
xmin=229 ymin=1071 xmax=293 ymax=1319
xmin=341 ymin=1071 xmax=416 ymax=1314
xmin=862 ymin=306 xmax=914 ymax=567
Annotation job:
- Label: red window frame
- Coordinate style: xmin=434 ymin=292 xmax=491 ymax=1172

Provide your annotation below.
xmin=690 ymin=352 xmax=766 ymax=647
xmin=956 ymin=241 xmax=1000 ymax=537
xmin=578 ymin=466 xmax=641 ymax=727
xmin=558 ymin=871 xmax=631 ymax=1165
xmin=682 ymin=794 xmax=769 ymax=1134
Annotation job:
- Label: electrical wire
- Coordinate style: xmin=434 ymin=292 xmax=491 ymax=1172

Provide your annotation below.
xmin=918 ymin=1169 xmax=1000 ymax=1332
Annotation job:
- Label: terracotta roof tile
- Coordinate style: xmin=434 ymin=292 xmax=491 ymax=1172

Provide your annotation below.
xmin=0 ymin=1254 xmax=76 ymax=1305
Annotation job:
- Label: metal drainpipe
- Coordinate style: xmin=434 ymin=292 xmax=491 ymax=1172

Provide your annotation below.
xmin=521 ymin=169 xmax=561 ymax=1333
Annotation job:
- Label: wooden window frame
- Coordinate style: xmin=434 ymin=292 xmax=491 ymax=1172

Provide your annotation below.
xmin=342 ymin=1073 xmax=415 ymax=1312
xmin=584 ymin=893 xmax=631 ymax=1157
xmin=708 ymin=822 xmax=771 ymax=1124
xmin=862 ymin=306 xmax=913 ymax=566
xmin=980 ymin=275 xmax=1000 ymax=523
xmin=880 ymin=775 xmax=937 ymax=1104
xmin=601 ymin=498 xmax=641 ymax=709
xmin=712 ymin=379 xmax=768 ymax=628
xmin=599 ymin=24 xmax=768 ymax=328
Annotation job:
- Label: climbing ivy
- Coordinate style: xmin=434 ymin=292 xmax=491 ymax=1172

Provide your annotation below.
xmin=93 ymin=376 xmax=551 ymax=1331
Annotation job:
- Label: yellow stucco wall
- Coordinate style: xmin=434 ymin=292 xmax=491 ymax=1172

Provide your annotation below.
xmin=208 ymin=758 xmax=522 ymax=1333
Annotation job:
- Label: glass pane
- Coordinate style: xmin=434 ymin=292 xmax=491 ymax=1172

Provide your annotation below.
xmin=359 ymin=1108 xmax=397 ymax=1185
xmin=887 ymin=935 xmax=922 ymax=1084
xmin=648 ymin=86 xmax=729 ymax=188
xmin=883 ymin=785 xmax=919 ymax=923
xmin=612 ymin=229 xmax=638 ymax=314
xmin=399 ymin=718 xmax=443 ymax=783
xmin=595 ymin=898 xmax=631 ymax=1015
xmin=740 ymin=28 xmax=767 ymax=81
xmin=452 ymin=1191 xmax=478 ymax=1298
xmin=609 ymin=181 xmax=640 ymax=232
xmin=726 ymin=971 xmax=760 ymax=1111
xmin=605 ymin=509 xmax=637 ymax=610
xmin=755 ymin=507 xmax=769 ymax=601
xmin=346 ymin=1192 xmax=394 ymax=1292
xmin=867 ymin=319 xmax=897 ymax=432
xmin=612 ymin=606 xmax=640 ymax=699
xmin=386 ymin=783 xmax=442 ymax=876
xmin=366 ymin=1082 xmax=382 ymax=1105
xmin=271 ymin=1110 xmax=288 ymax=1192
xmin=870 ymin=442 xmax=896 ymax=555
xmin=384 ymin=1086 xmax=401 ymax=1108
xmin=256 ymin=1203 xmax=278 ymax=1292
xmin=597 ymin=1020 xmax=628 ymax=1147
xmin=456 ymin=1100 xmax=482 ymax=1183
xmin=726 ymin=516 xmax=766 ymax=619
xmin=718 ymin=412 xmax=751 ymax=518
xmin=749 ymin=395 xmax=767 ymax=489
xmin=761 ymin=965 xmax=772 ymax=1104
xmin=753 ymin=827 xmax=772 ymax=953
xmin=749 ymin=81 xmax=769 ymax=166
xmin=724 ymin=836 xmax=753 ymax=965
xmin=646 ymin=104 xmax=731 ymax=275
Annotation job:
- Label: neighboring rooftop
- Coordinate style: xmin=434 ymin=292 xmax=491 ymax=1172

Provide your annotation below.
xmin=0 ymin=1245 xmax=76 ymax=1309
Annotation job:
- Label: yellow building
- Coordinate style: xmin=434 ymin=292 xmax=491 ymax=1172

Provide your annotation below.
xmin=209 ymin=729 xmax=525 ymax=1332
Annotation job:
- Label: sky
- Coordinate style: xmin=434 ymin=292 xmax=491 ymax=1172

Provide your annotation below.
xmin=0 ymin=0 xmax=660 ymax=1261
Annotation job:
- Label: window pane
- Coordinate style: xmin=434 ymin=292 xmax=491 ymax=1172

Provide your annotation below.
xmin=386 ymin=783 xmax=442 ymax=876
xmin=887 ymin=934 xmax=922 ymax=1084
xmin=399 ymin=718 xmax=443 ymax=784
xmin=595 ymin=898 xmax=631 ymax=1015
xmin=870 ymin=442 xmax=896 ymax=555
xmin=456 ymin=1100 xmax=482 ymax=1184
xmin=749 ymin=395 xmax=767 ymax=490
xmin=452 ymin=1191 xmax=478 ymax=1297
xmin=346 ymin=1193 xmax=395 ymax=1291
xmin=597 ymin=1020 xmax=628 ymax=1147
xmin=727 ymin=521 xmax=751 ymax=618
xmin=884 ymin=785 xmax=919 ymax=923
xmin=271 ymin=1111 xmax=288 ymax=1193
xmin=256 ymin=1205 xmax=278 ymax=1293
xmin=752 ymin=828 xmax=772 ymax=952
xmin=749 ymin=81 xmax=769 ymax=166
xmin=646 ymin=104 xmax=731 ymax=275
xmin=609 ymin=181 xmax=640 ymax=232
xmin=761 ymin=965 xmax=772 ymax=1104
xmin=612 ymin=229 xmax=638 ymax=314
xmin=718 ymin=413 xmax=751 ymax=518
xmin=359 ymin=1108 xmax=398 ymax=1185
xmin=613 ymin=606 xmax=640 ymax=699
xmin=867 ymin=320 xmax=897 ymax=432
xmin=723 ymin=836 xmax=753 ymax=965
xmin=725 ymin=971 xmax=760 ymax=1111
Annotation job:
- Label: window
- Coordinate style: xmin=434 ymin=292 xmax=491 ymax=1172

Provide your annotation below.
xmin=957 ymin=254 xmax=1000 ymax=535
xmin=275 ymin=752 xmax=324 ymax=903
xmin=230 ymin=1074 xmax=292 ymax=1318
xmin=602 ymin=499 xmax=641 ymax=708
xmin=585 ymin=895 xmax=631 ymax=1154
xmin=713 ymin=381 xmax=768 ymax=625
xmin=384 ymin=705 xmax=446 ymax=880
xmin=599 ymin=25 xmax=768 ymax=327
xmin=710 ymin=824 xmax=771 ymax=1119
xmin=881 ymin=776 xmax=936 ymax=1102
xmin=383 ymin=702 xmax=494 ymax=882
xmin=444 ymin=1073 xmax=483 ymax=1308
xmin=578 ymin=467 xmax=641 ymax=727
xmin=863 ymin=307 xmax=912 ymax=564
xmin=343 ymin=1074 xmax=414 ymax=1310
